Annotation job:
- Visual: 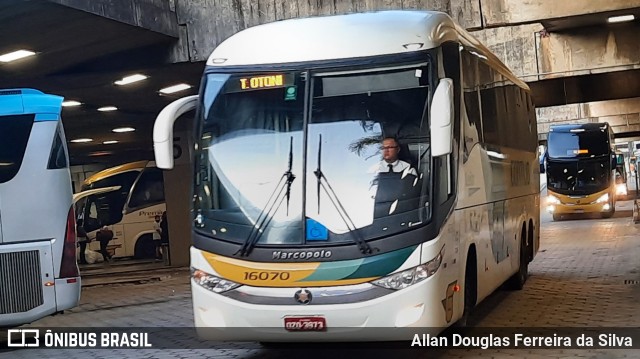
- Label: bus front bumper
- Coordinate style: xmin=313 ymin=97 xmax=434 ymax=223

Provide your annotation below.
xmin=191 ymin=273 xmax=452 ymax=342
xmin=546 ymin=201 xmax=611 ymax=215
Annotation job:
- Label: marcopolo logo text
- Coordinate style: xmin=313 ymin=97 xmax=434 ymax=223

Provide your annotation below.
xmin=272 ymin=250 xmax=332 ymax=260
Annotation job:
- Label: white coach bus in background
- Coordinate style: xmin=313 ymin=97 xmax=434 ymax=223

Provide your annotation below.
xmin=154 ymin=11 xmax=539 ymax=341
xmin=0 ymin=88 xmax=80 ymax=327
xmin=75 ymin=161 xmax=166 ymax=259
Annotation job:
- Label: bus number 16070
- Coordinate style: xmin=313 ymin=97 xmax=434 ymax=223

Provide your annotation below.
xmin=243 ymin=271 xmax=291 ymax=281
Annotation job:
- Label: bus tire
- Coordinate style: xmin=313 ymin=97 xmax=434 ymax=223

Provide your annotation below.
xmin=457 ymin=247 xmax=477 ymax=327
xmin=507 ymin=225 xmax=528 ymax=290
xmin=552 ymin=214 xmax=561 ymax=221
xmin=134 ymin=234 xmax=156 ymax=259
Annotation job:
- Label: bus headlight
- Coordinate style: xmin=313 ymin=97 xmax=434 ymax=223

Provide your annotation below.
xmin=191 ymin=267 xmax=240 ymax=293
xmin=596 ymin=193 xmax=609 ymax=204
xmin=616 ymin=184 xmax=627 ymax=196
xmin=547 ymin=195 xmax=560 ymax=205
xmin=372 ymin=247 xmax=444 ymax=290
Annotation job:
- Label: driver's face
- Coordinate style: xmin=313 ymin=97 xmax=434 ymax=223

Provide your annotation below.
xmin=382 ymin=139 xmax=400 ymax=163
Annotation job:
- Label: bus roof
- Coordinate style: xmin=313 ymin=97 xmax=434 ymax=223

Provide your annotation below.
xmin=206 ymin=10 xmax=528 ymax=90
xmin=0 ymin=88 xmax=63 ymax=120
xmin=549 ymin=122 xmax=610 ymax=132
xmin=83 ymin=160 xmax=151 ymax=186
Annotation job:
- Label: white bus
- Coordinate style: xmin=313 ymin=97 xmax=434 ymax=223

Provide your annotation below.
xmin=75 ymin=161 xmax=166 ymax=259
xmin=0 ymin=89 xmax=80 ymax=327
xmin=154 ymin=11 xmax=539 ymax=341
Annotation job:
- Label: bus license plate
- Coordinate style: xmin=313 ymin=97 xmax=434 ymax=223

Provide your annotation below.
xmin=284 ymin=316 xmax=326 ymax=331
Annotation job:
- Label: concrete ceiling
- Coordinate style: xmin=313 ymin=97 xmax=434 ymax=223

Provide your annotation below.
xmin=530 ymin=69 xmax=640 ymax=108
xmin=540 ymin=8 xmax=640 ymax=32
xmin=0 ymin=1 xmax=204 ymax=166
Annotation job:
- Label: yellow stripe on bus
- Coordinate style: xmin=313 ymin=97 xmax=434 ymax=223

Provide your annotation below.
xmin=202 ymin=252 xmax=375 ymax=287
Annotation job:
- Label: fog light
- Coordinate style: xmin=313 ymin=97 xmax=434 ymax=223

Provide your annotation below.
xmin=547 ymin=205 xmax=555 ymax=213
xmin=603 ymin=204 xmax=611 ymax=211
xmin=395 ymin=304 xmax=424 ymax=327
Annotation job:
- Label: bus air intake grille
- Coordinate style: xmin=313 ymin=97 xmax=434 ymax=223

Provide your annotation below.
xmin=0 ymin=250 xmax=44 ymax=314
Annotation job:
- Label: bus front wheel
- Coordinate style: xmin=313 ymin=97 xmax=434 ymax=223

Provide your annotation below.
xmin=134 ymin=234 xmax=156 ymax=259
xmin=457 ymin=248 xmax=477 ymax=327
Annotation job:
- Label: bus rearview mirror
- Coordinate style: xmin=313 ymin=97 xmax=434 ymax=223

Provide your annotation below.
xmin=430 ymin=78 xmax=454 ymax=157
xmin=153 ymin=95 xmax=199 ymax=169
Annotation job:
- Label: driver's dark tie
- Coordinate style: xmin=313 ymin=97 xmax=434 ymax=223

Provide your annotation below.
xmin=388 ymin=164 xmax=394 ymax=173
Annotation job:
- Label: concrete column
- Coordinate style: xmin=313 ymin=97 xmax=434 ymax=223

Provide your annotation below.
xmin=162 ymin=125 xmax=193 ymax=267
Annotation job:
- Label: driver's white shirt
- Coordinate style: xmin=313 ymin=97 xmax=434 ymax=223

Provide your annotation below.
xmin=370 ymin=159 xmax=417 ymax=177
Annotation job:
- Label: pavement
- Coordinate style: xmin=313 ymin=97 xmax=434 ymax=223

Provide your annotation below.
xmin=78 ymin=258 xmax=186 ymax=287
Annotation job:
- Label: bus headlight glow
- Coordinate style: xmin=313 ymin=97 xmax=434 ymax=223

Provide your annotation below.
xmin=372 ymin=247 xmax=443 ymax=290
xmin=191 ymin=268 xmax=241 ymax=293
xmin=616 ymin=184 xmax=627 ymax=196
xmin=547 ymin=195 xmax=560 ymax=205
xmin=596 ymin=193 xmax=609 ymax=204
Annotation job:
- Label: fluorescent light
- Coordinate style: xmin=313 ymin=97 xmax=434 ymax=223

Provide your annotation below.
xmin=112 ymin=127 xmax=135 ymax=133
xmin=70 ymin=138 xmax=93 ymax=143
xmin=159 ymin=83 xmax=192 ymax=94
xmin=608 ymin=14 xmax=634 ymax=23
xmin=103 ymin=140 xmax=119 ymax=144
xmin=114 ymin=74 xmax=148 ymax=86
xmin=90 ymin=151 xmax=114 ymax=156
xmin=62 ymin=100 xmax=82 ymax=107
xmin=98 ymin=106 xmax=118 ymax=112
xmin=0 ymin=50 xmax=36 ymax=63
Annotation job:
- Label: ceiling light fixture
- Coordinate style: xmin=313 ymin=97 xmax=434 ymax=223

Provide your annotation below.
xmin=98 ymin=106 xmax=118 ymax=112
xmin=159 ymin=83 xmax=192 ymax=94
xmin=114 ymin=73 xmax=148 ymax=86
xmin=0 ymin=50 xmax=36 ymax=63
xmin=608 ymin=14 xmax=634 ymax=23
xmin=112 ymin=127 xmax=135 ymax=133
xmin=70 ymin=138 xmax=93 ymax=143
xmin=89 ymin=151 xmax=114 ymax=156
xmin=62 ymin=100 xmax=82 ymax=107
xmin=103 ymin=140 xmax=119 ymax=144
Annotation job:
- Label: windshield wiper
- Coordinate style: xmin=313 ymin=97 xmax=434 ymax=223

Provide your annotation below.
xmin=236 ymin=136 xmax=296 ymax=257
xmin=285 ymin=136 xmax=296 ymax=215
xmin=313 ymin=134 xmax=373 ymax=255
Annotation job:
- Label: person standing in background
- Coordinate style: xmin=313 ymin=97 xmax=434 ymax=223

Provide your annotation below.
xmin=76 ymin=219 xmax=89 ymax=265
xmin=96 ymin=225 xmax=114 ymax=262
xmin=153 ymin=215 xmax=162 ymax=259
xmin=160 ymin=211 xmax=169 ymax=260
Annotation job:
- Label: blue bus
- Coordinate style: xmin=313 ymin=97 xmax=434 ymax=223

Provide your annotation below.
xmin=0 ymin=89 xmax=80 ymax=327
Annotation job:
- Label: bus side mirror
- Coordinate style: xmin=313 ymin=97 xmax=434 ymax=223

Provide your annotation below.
xmin=153 ymin=95 xmax=199 ymax=169
xmin=430 ymin=78 xmax=454 ymax=157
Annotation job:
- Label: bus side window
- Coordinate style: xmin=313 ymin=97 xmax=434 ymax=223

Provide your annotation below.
xmin=47 ymin=126 xmax=68 ymax=169
xmin=129 ymin=168 xmax=165 ymax=209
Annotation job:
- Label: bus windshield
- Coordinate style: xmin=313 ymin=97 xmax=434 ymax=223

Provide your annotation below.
xmin=546 ymin=158 xmax=611 ymax=195
xmin=194 ymin=64 xmax=432 ymax=247
xmin=547 ymin=130 xmax=609 ymax=158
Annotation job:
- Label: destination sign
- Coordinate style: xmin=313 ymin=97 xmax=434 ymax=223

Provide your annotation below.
xmin=225 ymin=73 xmax=295 ymax=93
